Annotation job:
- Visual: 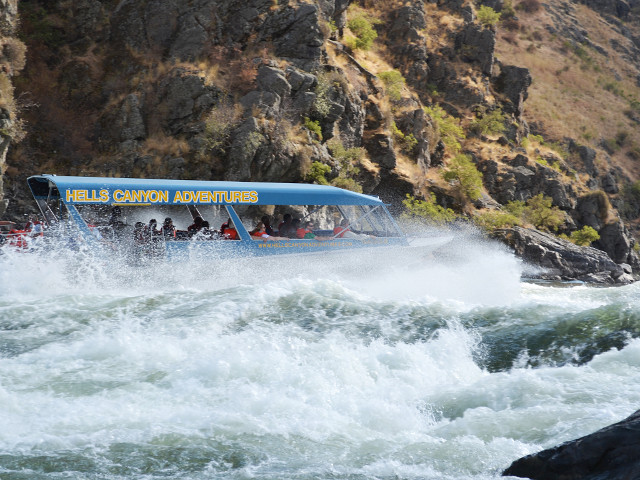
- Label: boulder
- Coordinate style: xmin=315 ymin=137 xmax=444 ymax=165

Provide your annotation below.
xmin=256 ymin=65 xmax=291 ymax=99
xmin=503 ymin=409 xmax=640 ymax=479
xmin=260 ymin=4 xmax=324 ymax=70
xmin=364 ymin=133 xmax=396 ymax=170
xmin=455 ymin=23 xmax=496 ymax=76
xmin=491 ymin=226 xmax=633 ymax=284
xmin=493 ymin=64 xmax=532 ymax=118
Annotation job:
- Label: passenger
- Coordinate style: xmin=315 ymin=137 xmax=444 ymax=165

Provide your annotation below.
xmin=297 ymin=220 xmax=316 ymax=239
xmin=25 ymin=215 xmax=44 ymax=237
xmin=145 ymin=218 xmax=162 ymax=240
xmin=333 ymin=218 xmax=351 ymax=238
xmin=277 ymin=213 xmax=293 ymax=236
xmin=250 ymin=221 xmax=286 ymax=240
xmin=197 ymin=221 xmax=215 ymax=239
xmin=287 ymin=218 xmax=301 ymax=238
xmin=133 ymin=221 xmax=147 ymax=245
xmin=261 ymin=215 xmax=274 ymax=236
xmin=221 ymin=219 xmax=238 ymax=240
xmin=162 ymin=217 xmax=176 ymax=239
xmin=188 ymin=216 xmax=204 ymax=235
xmin=333 ymin=218 xmax=370 ymax=239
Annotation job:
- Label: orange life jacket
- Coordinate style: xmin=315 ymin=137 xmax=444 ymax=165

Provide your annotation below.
xmin=223 ymin=228 xmax=238 ymax=240
xmin=333 ymin=226 xmax=350 ymax=238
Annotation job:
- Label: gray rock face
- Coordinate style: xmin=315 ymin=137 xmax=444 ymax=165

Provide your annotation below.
xmin=493 ymin=65 xmax=532 ymax=118
xmin=503 ymin=409 xmax=640 ymax=479
xmin=455 ymin=23 xmax=496 ymax=76
xmin=364 ymin=133 xmax=396 ymax=170
xmin=491 ymin=226 xmax=634 ymax=284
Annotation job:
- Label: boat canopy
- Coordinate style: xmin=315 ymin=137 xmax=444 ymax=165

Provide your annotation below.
xmin=28 ymin=175 xmax=385 ymax=207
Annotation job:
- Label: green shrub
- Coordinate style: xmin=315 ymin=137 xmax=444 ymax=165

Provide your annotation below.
xmin=504 ymin=200 xmax=526 ymax=217
xmin=331 ymin=176 xmax=363 ymax=193
xmin=569 ymin=226 xmax=600 ymax=246
xmin=477 ymin=5 xmax=501 ymax=27
xmin=424 ymin=105 xmax=465 ymax=153
xmin=306 ymin=161 xmax=331 ymax=185
xmin=474 ymin=210 xmax=521 ymax=231
xmin=470 ymin=107 xmax=506 ymax=136
xmin=401 ymin=193 xmax=458 ymax=225
xmin=391 ymin=122 xmax=418 ymax=155
xmin=303 ymin=117 xmax=322 ymax=141
xmin=523 ymin=194 xmax=565 ymax=231
xmin=347 ymin=14 xmax=378 ymax=50
xmin=312 ymin=74 xmax=332 ymax=118
xmin=326 ymin=138 xmax=363 ymax=192
xmin=442 ymin=154 xmax=484 ymax=201
xmin=378 ymin=70 xmax=405 ymax=102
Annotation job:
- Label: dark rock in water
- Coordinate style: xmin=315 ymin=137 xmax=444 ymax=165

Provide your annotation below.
xmin=503 ymin=409 xmax=640 ymax=479
xmin=491 ymin=226 xmax=635 ymax=284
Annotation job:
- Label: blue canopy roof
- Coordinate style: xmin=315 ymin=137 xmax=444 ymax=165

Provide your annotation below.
xmin=28 ymin=175 xmax=385 ymax=206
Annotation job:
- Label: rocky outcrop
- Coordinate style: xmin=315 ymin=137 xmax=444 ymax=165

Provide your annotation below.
xmin=491 ymin=226 xmax=635 ymax=284
xmin=0 ymin=0 xmax=22 ymax=217
xmin=503 ymin=409 xmax=640 ymax=479
xmin=455 ymin=23 xmax=496 ymax=76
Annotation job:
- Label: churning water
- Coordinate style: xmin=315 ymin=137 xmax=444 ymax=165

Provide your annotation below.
xmin=1 ymin=231 xmax=640 ymax=479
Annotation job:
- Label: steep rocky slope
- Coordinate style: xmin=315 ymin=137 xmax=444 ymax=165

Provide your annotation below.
xmin=1 ymin=0 xmax=639 ymax=276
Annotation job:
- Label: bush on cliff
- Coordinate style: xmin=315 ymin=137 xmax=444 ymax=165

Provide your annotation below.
xmin=562 ymin=226 xmax=600 ymax=246
xmin=379 ymin=70 xmax=406 ymax=102
xmin=470 ymin=107 xmax=506 ymax=136
xmin=523 ymin=194 xmax=565 ymax=232
xmin=474 ymin=210 xmax=522 ymax=230
xmin=442 ymin=154 xmax=484 ymax=201
xmin=306 ymin=161 xmax=331 ymax=185
xmin=346 ymin=7 xmax=379 ymax=51
xmin=391 ymin=122 xmax=418 ymax=155
xmin=477 ymin=6 xmax=501 ymax=28
xmin=402 ymin=194 xmax=458 ymax=225
xmin=424 ymin=105 xmax=465 ymax=153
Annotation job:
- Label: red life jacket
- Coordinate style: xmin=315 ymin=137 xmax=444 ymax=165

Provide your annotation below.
xmin=223 ymin=228 xmax=238 ymax=240
xmin=7 ymin=229 xmax=28 ymax=249
xmin=333 ymin=226 xmax=350 ymax=238
xmin=297 ymin=228 xmax=314 ymax=239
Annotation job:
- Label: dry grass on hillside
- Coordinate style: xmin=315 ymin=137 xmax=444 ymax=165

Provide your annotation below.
xmin=495 ymin=0 xmax=640 ymax=179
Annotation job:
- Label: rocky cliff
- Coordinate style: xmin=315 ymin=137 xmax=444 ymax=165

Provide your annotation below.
xmin=1 ymin=0 xmax=640 ymax=279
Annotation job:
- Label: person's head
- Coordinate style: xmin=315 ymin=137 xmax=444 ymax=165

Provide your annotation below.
xmin=164 ymin=217 xmax=173 ymax=226
xmin=305 ymin=220 xmax=314 ymax=229
xmin=261 ymin=215 xmax=271 ymax=226
xmin=149 ymin=218 xmax=157 ymax=226
xmin=255 ymin=221 xmax=264 ymax=230
xmin=283 ymin=213 xmax=292 ymax=223
xmin=135 ymin=221 xmax=144 ymax=229
xmin=340 ymin=218 xmax=349 ymax=227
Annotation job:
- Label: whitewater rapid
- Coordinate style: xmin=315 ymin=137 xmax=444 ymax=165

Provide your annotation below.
xmin=1 ymin=231 xmax=639 ymax=479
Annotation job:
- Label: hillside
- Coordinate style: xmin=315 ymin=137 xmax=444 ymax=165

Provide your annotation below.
xmin=0 ymin=0 xmax=639 ymax=273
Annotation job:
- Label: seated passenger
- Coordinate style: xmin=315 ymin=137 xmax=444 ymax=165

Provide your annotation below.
xmin=133 ymin=221 xmax=147 ymax=245
xmin=261 ymin=215 xmax=275 ymax=236
xmin=194 ymin=221 xmax=215 ymax=240
xmin=288 ymin=218 xmax=301 ymax=238
xmin=278 ymin=214 xmax=297 ymax=238
xmin=333 ymin=218 xmax=371 ymax=239
xmin=162 ymin=217 xmax=176 ymax=239
xmin=221 ymin=219 xmax=238 ymax=240
xmin=250 ymin=221 xmax=286 ymax=240
xmin=146 ymin=219 xmax=161 ymax=237
xmin=188 ymin=216 xmax=204 ymax=235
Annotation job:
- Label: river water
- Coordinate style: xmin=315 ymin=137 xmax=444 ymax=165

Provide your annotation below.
xmin=1 ymin=232 xmax=639 ymax=479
